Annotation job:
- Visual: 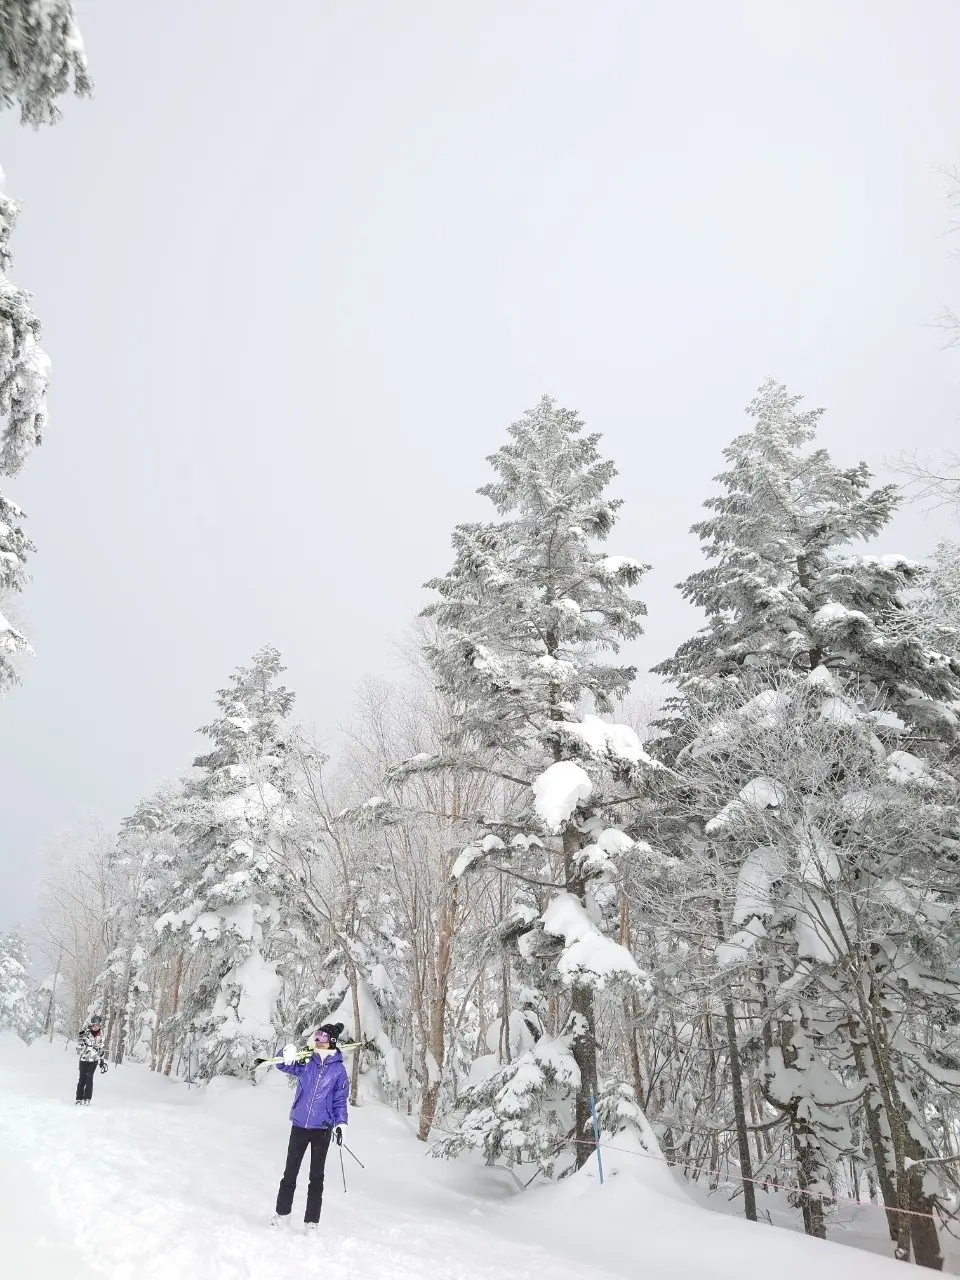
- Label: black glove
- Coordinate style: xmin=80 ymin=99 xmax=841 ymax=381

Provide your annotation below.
xmin=335 ymin=1126 xmax=343 ymax=1146
xmin=99 ymin=1060 xmax=108 ymax=1074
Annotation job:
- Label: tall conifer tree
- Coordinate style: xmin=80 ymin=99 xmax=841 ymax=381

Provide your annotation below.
xmin=420 ymin=396 xmax=656 ymax=1167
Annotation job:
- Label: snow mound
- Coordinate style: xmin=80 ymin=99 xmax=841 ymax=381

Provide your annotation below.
xmin=717 ymin=915 xmax=767 ymax=966
xmin=540 ymin=892 xmax=644 ymax=991
xmin=732 ymin=846 xmax=784 ymax=923
xmin=532 ymin=761 xmax=592 ymax=830
xmin=887 ymin=750 xmax=933 ymax=787
xmin=706 ymin=776 xmax=786 ymax=834
xmin=560 ymin=713 xmax=653 ymax=768
xmin=596 ymin=555 xmax=645 ymax=578
xmin=452 ymin=845 xmax=485 ymax=879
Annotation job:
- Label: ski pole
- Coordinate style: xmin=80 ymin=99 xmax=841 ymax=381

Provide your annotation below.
xmin=341 ymin=1141 xmax=365 ymax=1169
xmin=589 ymin=1091 xmax=604 ymax=1185
xmin=339 ymin=1144 xmax=347 ymax=1193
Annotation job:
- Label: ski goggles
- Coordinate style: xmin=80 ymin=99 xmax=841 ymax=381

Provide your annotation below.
xmin=313 ymin=1031 xmax=331 ymax=1046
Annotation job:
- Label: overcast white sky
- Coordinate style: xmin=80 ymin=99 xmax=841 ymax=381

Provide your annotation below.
xmin=1 ymin=0 xmax=958 ymax=927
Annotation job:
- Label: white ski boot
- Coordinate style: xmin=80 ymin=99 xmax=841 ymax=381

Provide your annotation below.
xmin=304 ymin=1223 xmax=318 ymax=1235
xmin=269 ymin=1214 xmax=289 ymax=1229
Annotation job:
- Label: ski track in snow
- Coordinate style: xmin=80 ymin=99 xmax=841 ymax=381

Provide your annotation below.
xmin=0 ymin=1036 xmax=915 ymax=1280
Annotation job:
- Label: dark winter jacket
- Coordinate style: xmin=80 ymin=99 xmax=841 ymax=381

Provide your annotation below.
xmin=277 ymin=1049 xmax=349 ymax=1130
xmin=76 ymin=1026 xmax=105 ymax=1064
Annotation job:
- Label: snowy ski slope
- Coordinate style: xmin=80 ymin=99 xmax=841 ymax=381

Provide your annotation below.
xmin=0 ymin=1033 xmax=913 ymax=1280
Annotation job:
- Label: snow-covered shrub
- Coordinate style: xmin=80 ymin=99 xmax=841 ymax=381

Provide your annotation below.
xmin=0 ymin=929 xmax=44 ymax=1042
xmin=432 ymin=1020 xmax=582 ymax=1175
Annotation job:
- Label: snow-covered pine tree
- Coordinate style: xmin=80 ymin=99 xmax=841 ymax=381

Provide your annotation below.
xmin=673 ymin=682 xmax=868 ymax=1235
xmin=683 ymin=675 xmax=960 ymax=1261
xmin=0 ymin=489 xmax=32 ymax=690
xmin=0 ymin=175 xmax=47 ymax=480
xmin=0 ymin=926 xmax=44 ymax=1041
xmin=431 ymin=1020 xmax=581 ymax=1175
xmin=420 ymin=396 xmax=656 ymax=1169
xmin=915 ymin=539 xmax=960 ymax=664
xmin=0 ymin=3 xmax=90 ymax=688
xmin=653 ymin=381 xmax=960 ymax=1263
xmin=593 ymin=1077 xmax=669 ymax=1177
xmin=0 ymin=0 xmax=91 ymax=126
xmin=653 ymin=379 xmax=957 ymax=714
xmin=0 ymin=175 xmax=44 ymax=689
xmin=153 ymin=646 xmax=295 ymax=1078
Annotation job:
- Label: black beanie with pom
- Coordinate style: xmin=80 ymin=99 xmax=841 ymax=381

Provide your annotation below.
xmin=317 ymin=1022 xmax=344 ymax=1048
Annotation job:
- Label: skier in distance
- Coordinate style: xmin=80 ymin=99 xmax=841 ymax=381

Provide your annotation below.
xmin=270 ymin=1022 xmax=350 ymax=1232
xmin=75 ymin=1014 xmax=107 ymax=1105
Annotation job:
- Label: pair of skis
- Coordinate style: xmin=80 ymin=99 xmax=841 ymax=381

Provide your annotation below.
xmin=253 ymin=1043 xmax=362 ymax=1068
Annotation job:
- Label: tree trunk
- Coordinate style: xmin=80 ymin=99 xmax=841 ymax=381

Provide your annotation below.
xmin=724 ymin=996 xmax=758 ymax=1222
xmin=848 ymin=1030 xmax=898 ymax=1237
xmin=711 ymin=878 xmax=756 ymax=1220
xmin=626 ymin=994 xmax=644 ymax=1102
xmin=115 ymin=962 xmax=134 ymax=1066
xmin=619 ymin=898 xmax=645 ymax=1103
xmin=476 ymin=967 xmax=487 ymax=1057
xmin=847 ymin=1016 xmax=910 ymax=1256
xmin=794 ymin=1134 xmax=826 ymax=1240
xmin=101 ymin=970 xmax=115 ymax=1063
xmin=161 ymin=951 xmax=184 ymax=1078
xmin=777 ymin=1014 xmax=826 ymax=1240
xmin=499 ymin=961 xmax=512 ymax=1064
xmin=749 ymin=1089 xmax=765 ymax=1171
xmin=903 ymin=1142 xmax=944 ymax=1270
xmin=419 ymin=1080 xmax=441 ymax=1143
xmin=939 ymin=1105 xmax=956 ymax=1162
xmin=571 ymin=983 xmax=598 ymax=1171
xmin=562 ymin=823 xmax=599 ymax=1172
xmin=418 ymin=880 xmax=457 ymax=1142
xmin=45 ymin=952 xmax=62 ymax=1042
xmin=349 ymin=974 xmax=362 ymax=1106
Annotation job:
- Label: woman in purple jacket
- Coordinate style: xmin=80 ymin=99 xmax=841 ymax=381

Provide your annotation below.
xmin=270 ymin=1022 xmax=350 ymax=1231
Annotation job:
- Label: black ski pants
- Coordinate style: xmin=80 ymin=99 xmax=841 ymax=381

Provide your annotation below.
xmin=276 ymin=1125 xmax=333 ymax=1223
xmin=76 ymin=1060 xmax=97 ymax=1102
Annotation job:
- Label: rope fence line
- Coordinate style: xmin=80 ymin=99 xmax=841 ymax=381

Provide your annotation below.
xmin=426 ymin=1118 xmax=952 ymax=1224
xmin=567 ymin=1135 xmax=956 ymax=1225
xmin=323 ymin=1097 xmax=952 ymax=1226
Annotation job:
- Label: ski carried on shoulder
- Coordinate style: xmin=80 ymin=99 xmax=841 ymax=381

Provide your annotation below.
xmin=253 ymin=1043 xmax=362 ymax=1068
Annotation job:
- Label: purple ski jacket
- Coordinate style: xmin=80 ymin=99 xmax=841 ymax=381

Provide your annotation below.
xmin=277 ymin=1049 xmax=349 ymax=1130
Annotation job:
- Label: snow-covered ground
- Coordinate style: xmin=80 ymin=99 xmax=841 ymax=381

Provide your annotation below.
xmin=0 ymin=1033 xmax=930 ymax=1279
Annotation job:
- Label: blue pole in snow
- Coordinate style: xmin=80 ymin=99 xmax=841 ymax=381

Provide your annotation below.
xmin=589 ymin=1091 xmax=604 ymax=1185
